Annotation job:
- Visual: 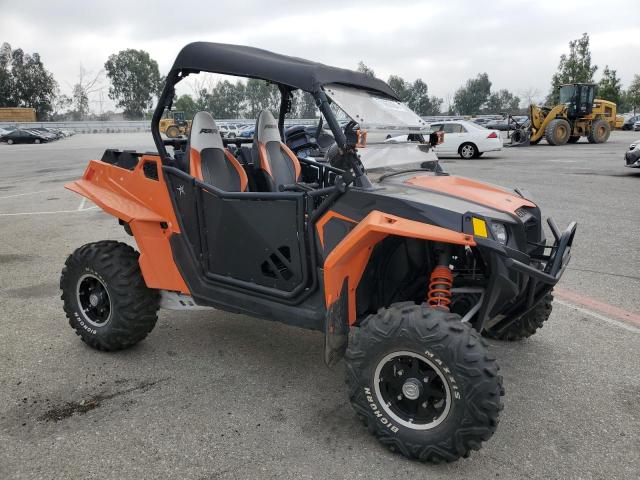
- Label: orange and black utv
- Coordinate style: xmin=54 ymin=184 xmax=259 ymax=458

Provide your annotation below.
xmin=61 ymin=42 xmax=576 ymax=463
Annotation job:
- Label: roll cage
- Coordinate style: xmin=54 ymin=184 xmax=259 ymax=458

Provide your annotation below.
xmin=151 ymin=42 xmax=400 ymax=185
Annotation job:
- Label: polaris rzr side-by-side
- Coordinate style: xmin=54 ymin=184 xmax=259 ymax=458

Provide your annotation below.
xmin=61 ymin=42 xmax=576 ymax=463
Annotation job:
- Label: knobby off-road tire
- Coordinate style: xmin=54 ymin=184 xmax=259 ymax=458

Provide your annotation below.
xmin=587 ymin=119 xmax=610 ymax=144
xmin=345 ymin=302 xmax=503 ymax=463
xmin=545 ymin=118 xmax=571 ymax=145
xmin=60 ymin=241 xmax=159 ymax=351
xmin=483 ymin=292 xmax=553 ymax=341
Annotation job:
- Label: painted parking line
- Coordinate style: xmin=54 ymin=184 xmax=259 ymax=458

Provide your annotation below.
xmin=0 ymin=206 xmax=98 ymax=216
xmin=555 ymin=286 xmax=640 ymax=333
xmin=0 ymin=189 xmax=61 ymax=200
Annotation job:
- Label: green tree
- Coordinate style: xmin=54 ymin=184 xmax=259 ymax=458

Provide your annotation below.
xmin=70 ymin=84 xmax=89 ymax=120
xmin=357 ymin=61 xmax=375 ymax=78
xmin=485 ymin=89 xmax=520 ymax=114
xmin=207 ymin=80 xmax=246 ymax=118
xmin=597 ymin=65 xmax=623 ymax=106
xmin=174 ymin=94 xmax=198 ymax=120
xmin=104 ymin=49 xmax=161 ymax=119
xmin=453 ymin=73 xmax=491 ymax=115
xmin=626 ymin=74 xmax=640 ymax=114
xmin=387 ymin=75 xmax=411 ymax=102
xmin=292 ymin=90 xmax=317 ymax=118
xmin=407 ymin=79 xmax=442 ymax=116
xmin=243 ymin=79 xmax=279 ymax=118
xmin=547 ymin=33 xmax=597 ymax=105
xmin=0 ymin=43 xmax=13 ymax=107
xmin=8 ymin=48 xmax=58 ymax=119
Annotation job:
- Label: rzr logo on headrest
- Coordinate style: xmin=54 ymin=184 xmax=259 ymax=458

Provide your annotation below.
xmin=200 ymin=128 xmax=218 ymax=134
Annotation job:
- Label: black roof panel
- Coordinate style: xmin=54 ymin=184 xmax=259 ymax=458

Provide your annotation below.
xmin=171 ymin=42 xmax=399 ymax=100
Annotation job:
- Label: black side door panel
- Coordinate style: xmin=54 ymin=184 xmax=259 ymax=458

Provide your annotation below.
xmin=164 ymin=168 xmax=308 ymax=297
xmin=199 ymin=190 xmax=303 ymax=291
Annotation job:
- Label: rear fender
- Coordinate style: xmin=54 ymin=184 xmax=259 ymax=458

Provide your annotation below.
xmin=65 ymin=156 xmax=189 ymax=293
xmin=323 ymin=210 xmax=476 ymax=325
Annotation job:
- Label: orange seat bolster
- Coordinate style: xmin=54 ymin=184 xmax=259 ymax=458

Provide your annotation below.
xmin=190 ymin=147 xmax=248 ymax=192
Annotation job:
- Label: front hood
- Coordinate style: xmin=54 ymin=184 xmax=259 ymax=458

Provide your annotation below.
xmin=401 ymin=174 xmax=535 ymax=215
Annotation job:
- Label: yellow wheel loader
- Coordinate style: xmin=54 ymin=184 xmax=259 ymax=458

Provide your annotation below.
xmin=528 ymin=84 xmax=616 ymax=146
xmin=159 ymin=110 xmax=191 ymax=138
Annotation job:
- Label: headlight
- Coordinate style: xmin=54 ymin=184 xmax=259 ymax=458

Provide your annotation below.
xmin=491 ymin=222 xmax=508 ymax=245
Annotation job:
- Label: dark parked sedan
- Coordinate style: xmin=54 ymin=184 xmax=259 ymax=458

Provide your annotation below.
xmin=621 ymin=115 xmax=640 ymax=131
xmin=0 ymin=128 xmax=50 ymax=144
xmin=486 ymin=116 xmax=529 ymax=131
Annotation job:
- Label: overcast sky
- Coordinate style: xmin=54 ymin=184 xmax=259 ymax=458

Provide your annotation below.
xmin=1 ymin=0 xmax=639 ymax=112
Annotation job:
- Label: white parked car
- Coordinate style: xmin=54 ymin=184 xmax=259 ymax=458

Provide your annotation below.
xmin=634 ymin=121 xmax=640 ymax=132
xmin=429 ymin=120 xmax=502 ymax=159
xmin=219 ymin=124 xmax=241 ymax=138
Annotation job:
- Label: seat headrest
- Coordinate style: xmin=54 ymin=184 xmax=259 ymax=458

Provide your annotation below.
xmin=255 ymin=110 xmax=281 ymax=144
xmin=190 ymin=111 xmax=224 ymax=152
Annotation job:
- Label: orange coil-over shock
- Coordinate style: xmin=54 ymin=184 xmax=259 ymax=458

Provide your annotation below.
xmin=427 ymin=265 xmax=453 ymax=310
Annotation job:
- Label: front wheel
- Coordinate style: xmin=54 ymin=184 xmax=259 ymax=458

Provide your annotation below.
xmin=545 ymin=118 xmax=571 ymax=145
xmin=345 ymin=303 xmax=503 ymax=463
xmin=60 ymin=241 xmax=159 ymax=351
xmin=482 ymin=292 xmax=553 ymax=341
xmin=459 ymin=143 xmax=477 ymax=159
xmin=7 ymin=139 xmax=14 ymax=145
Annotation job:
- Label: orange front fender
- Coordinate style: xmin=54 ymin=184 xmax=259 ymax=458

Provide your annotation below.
xmin=66 ymin=156 xmax=189 ymax=294
xmin=323 ymin=210 xmax=476 ymax=324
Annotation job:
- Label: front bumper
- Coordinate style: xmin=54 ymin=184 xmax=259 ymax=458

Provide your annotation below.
xmin=475 ymin=218 xmax=576 ymax=330
xmin=504 ymin=219 xmax=577 ymax=285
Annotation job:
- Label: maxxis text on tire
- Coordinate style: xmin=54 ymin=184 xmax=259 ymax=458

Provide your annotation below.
xmin=482 ymin=292 xmax=553 ymax=341
xmin=544 ymin=118 xmax=571 ymax=145
xmin=60 ymin=241 xmax=160 ymax=351
xmin=587 ymin=119 xmax=610 ymax=144
xmin=345 ymin=302 xmax=503 ymax=463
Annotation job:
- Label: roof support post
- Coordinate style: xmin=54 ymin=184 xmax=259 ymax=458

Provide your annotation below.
xmin=278 ymin=86 xmax=293 ymax=141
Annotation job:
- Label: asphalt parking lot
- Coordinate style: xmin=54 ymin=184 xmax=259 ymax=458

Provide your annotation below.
xmin=1 ymin=131 xmax=639 ymax=480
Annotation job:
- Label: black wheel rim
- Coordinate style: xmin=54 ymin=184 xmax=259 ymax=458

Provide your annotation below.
xmin=374 ymin=351 xmax=451 ymax=430
xmin=76 ymin=273 xmax=112 ymax=327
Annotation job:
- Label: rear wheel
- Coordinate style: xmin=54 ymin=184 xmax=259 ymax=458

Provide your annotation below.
xmin=567 ymin=135 xmax=580 ymax=143
xmin=60 ymin=241 xmax=159 ymax=351
xmin=459 ymin=142 xmax=477 ymax=159
xmin=166 ymin=125 xmax=180 ymax=138
xmin=345 ymin=303 xmax=503 ymax=463
xmin=544 ymin=118 xmax=571 ymax=145
xmin=483 ymin=292 xmax=553 ymax=341
xmin=587 ymin=119 xmax=610 ymax=144
xmin=34 ymin=138 xmax=41 ymax=144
